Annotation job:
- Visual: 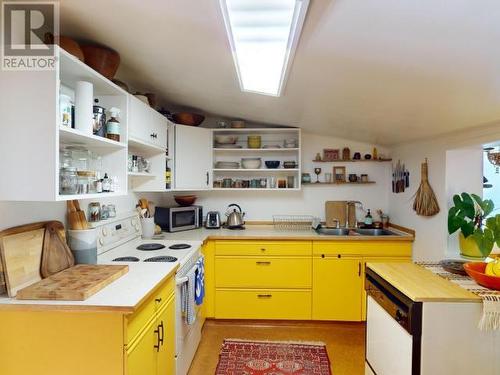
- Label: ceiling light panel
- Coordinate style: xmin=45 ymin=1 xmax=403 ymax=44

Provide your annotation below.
xmin=220 ymin=0 xmax=309 ymax=96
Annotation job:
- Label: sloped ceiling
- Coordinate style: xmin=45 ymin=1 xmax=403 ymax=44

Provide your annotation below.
xmin=60 ymin=0 xmax=500 ymax=145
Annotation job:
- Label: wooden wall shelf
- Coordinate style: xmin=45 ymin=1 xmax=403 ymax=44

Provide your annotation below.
xmin=311 ymin=159 xmax=392 ymax=163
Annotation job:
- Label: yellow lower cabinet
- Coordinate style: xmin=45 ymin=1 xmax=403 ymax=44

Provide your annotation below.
xmin=215 ymin=289 xmax=311 ymax=320
xmin=312 ymin=255 xmax=362 ymax=321
xmin=360 ymin=257 xmax=411 ymax=320
xmin=127 ymin=296 xmax=175 ymax=375
xmin=215 ymin=257 xmax=312 ymax=289
xmin=156 ymin=298 xmax=176 ymax=375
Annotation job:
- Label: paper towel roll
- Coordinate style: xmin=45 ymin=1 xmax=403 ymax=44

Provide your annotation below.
xmin=74 ymin=81 xmax=93 ymax=134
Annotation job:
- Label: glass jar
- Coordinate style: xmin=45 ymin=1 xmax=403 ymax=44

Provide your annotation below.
xmin=60 ymin=94 xmax=73 ymax=127
xmin=60 ymin=167 xmax=78 ymax=195
xmin=88 ymin=202 xmax=101 ymax=222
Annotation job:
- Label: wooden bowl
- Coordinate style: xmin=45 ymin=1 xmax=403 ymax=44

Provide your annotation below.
xmin=174 ymin=195 xmax=197 ymax=206
xmin=172 ymin=113 xmax=205 ymax=126
xmin=80 ymin=45 xmax=120 ymax=79
xmin=464 ymin=262 xmax=500 ymax=290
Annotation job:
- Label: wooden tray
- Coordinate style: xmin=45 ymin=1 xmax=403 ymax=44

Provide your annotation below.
xmin=16 ymin=264 xmax=129 ymax=301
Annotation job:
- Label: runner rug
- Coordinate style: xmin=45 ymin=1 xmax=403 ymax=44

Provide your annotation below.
xmin=215 ymin=339 xmax=332 ymax=375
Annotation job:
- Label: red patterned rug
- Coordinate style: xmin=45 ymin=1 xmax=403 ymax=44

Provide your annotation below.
xmin=215 ymin=339 xmax=332 ymax=375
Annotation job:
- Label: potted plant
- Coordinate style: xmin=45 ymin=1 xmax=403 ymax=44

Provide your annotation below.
xmin=448 ymin=192 xmax=500 ymax=259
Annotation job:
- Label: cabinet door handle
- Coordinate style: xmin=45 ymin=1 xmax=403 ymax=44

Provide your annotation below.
xmin=154 ymin=326 xmax=161 ymax=352
xmin=155 ymin=297 xmax=162 ymax=303
xmin=358 ymin=262 xmax=361 ymax=277
xmin=257 ymin=294 xmax=272 ymax=298
xmin=256 ymin=261 xmax=271 ymax=265
xmin=206 ymin=171 xmax=209 ymax=186
xmin=159 ymin=321 xmax=164 ymax=345
xmin=260 ymin=248 xmax=266 ymax=252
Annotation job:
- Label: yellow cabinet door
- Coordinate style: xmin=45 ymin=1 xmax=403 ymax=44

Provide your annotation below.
xmin=312 ymin=256 xmax=362 ymax=321
xmin=127 ymin=318 xmax=159 ymax=375
xmin=157 ymin=298 xmax=176 ymax=375
xmin=361 ymin=257 xmax=411 ymax=320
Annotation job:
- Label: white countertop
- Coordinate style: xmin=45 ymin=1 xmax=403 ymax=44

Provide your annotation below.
xmin=0 ymin=262 xmax=179 ymax=312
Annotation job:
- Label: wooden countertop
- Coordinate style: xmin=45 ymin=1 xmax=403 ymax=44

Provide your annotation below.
xmin=165 ymin=224 xmax=415 ymax=242
xmin=367 ymin=262 xmax=481 ymax=303
xmin=0 ymin=263 xmax=179 ymax=313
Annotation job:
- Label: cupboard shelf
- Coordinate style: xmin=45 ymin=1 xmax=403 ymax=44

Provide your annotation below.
xmin=59 ymin=126 xmax=127 ymax=152
xmin=303 ymin=181 xmax=376 ymax=186
xmin=56 ymin=191 xmax=126 ymax=201
xmin=128 ymin=172 xmax=155 ymax=178
xmin=311 ymin=159 xmax=392 ymax=163
xmin=213 ymin=148 xmax=299 ymax=152
xmin=213 ymin=168 xmax=299 ymax=172
xmin=212 ymin=188 xmax=301 ymax=191
xmin=128 ymin=137 xmax=166 ymax=155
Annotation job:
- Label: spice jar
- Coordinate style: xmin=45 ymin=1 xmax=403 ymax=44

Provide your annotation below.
xmin=88 ymin=202 xmax=101 ymax=222
xmin=59 ymin=167 xmax=78 ymax=195
xmin=106 ymin=107 xmax=121 ymax=142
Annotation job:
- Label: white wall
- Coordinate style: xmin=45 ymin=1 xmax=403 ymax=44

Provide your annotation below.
xmin=168 ymin=132 xmax=391 ymax=222
xmin=388 ymin=123 xmax=500 ymax=261
xmin=0 ymin=192 xmax=164 ymax=231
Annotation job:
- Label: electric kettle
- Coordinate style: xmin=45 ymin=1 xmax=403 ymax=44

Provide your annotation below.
xmin=225 ymin=203 xmax=245 ymax=229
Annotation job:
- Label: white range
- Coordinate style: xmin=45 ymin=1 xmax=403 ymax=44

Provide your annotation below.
xmin=93 ymin=213 xmax=204 ymax=375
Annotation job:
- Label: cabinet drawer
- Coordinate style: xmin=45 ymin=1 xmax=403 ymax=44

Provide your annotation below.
xmin=215 ymin=289 xmax=311 ymax=320
xmin=313 ymin=241 xmax=412 ymax=257
xmin=216 ymin=241 xmax=312 ymax=256
xmin=215 ymin=257 xmax=311 ymax=288
xmin=126 ymin=276 xmax=175 ymax=343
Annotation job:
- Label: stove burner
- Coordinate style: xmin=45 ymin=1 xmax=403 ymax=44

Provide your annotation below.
xmin=137 ymin=243 xmax=166 ymax=251
xmin=168 ymin=243 xmax=191 ymax=250
xmin=144 ymin=256 xmax=178 ymax=263
xmin=113 ymin=256 xmax=140 ymax=262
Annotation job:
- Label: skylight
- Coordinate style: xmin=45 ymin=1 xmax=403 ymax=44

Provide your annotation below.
xmin=219 ymin=0 xmax=310 ymax=96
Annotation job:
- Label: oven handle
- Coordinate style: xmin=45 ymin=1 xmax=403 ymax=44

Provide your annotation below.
xmin=176 ymin=276 xmax=189 ymax=286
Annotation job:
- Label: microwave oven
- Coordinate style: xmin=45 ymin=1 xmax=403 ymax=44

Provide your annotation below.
xmin=155 ymin=205 xmax=203 ymax=232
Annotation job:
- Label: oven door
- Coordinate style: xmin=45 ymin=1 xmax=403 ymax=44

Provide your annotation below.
xmin=170 ymin=207 xmax=198 ymax=232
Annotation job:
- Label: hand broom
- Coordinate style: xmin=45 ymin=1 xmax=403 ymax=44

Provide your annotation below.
xmin=413 ymin=158 xmax=440 ymax=216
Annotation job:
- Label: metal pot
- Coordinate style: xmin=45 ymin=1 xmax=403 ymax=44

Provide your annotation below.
xmin=225 ymin=203 xmax=245 ymax=228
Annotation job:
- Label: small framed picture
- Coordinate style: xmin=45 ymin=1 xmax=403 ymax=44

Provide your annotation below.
xmin=323 ymin=148 xmax=340 ymax=161
xmin=333 ymin=166 xmax=346 ymax=183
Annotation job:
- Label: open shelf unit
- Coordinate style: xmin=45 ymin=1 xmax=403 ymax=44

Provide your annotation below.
xmin=312 ymin=159 xmax=392 ymax=163
xmin=303 ymin=181 xmax=376 ymax=186
xmin=212 ymin=128 xmax=301 ymax=190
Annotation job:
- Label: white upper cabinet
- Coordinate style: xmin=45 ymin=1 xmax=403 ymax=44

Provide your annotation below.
xmin=128 ymin=96 xmax=168 ymax=149
xmin=174 ymin=126 xmax=212 ymax=190
xmin=0 ymin=47 xmax=128 ymax=201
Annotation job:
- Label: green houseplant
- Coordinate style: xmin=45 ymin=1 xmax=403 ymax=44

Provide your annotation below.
xmin=448 ymin=192 xmax=500 ymax=259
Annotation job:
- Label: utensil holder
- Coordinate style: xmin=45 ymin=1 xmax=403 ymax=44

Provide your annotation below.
xmin=68 ymin=228 xmax=97 ymax=264
xmin=141 ymin=217 xmax=155 ymax=239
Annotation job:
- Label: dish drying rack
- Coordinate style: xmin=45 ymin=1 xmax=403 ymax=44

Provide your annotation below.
xmin=273 ymin=215 xmax=317 ymax=231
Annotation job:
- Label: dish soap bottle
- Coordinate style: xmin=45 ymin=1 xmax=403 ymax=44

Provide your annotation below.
xmin=106 ymin=107 xmax=121 ymax=142
xmin=364 ymin=209 xmax=373 ymax=226
xmin=102 ymin=173 xmax=111 ymax=192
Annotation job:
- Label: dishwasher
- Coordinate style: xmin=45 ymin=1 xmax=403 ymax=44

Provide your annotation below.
xmin=365 ymin=268 xmax=422 ymax=375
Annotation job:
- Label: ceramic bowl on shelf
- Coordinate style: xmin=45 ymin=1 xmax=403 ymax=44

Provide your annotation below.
xmin=215 ymin=135 xmax=238 ymax=144
xmin=215 ymin=161 xmax=239 ymax=169
xmin=463 ymin=262 xmax=500 ymax=290
xmin=283 ymin=161 xmax=297 ymax=169
xmin=231 ymin=120 xmax=245 ymax=128
xmin=174 ymin=195 xmax=197 ymax=206
xmin=241 ymin=158 xmax=262 ymax=169
xmin=80 ymin=44 xmax=120 ymax=79
xmin=265 ymin=160 xmax=280 ymax=169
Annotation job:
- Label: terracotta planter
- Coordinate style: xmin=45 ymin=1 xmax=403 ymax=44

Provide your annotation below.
xmin=459 ymin=232 xmax=486 ymax=259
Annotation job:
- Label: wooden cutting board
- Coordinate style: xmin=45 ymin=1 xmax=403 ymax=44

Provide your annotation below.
xmin=16 ymin=264 xmax=129 ymax=301
xmin=325 ymin=201 xmax=347 ymax=228
xmin=40 ymin=221 xmax=75 ymax=278
xmin=0 ymin=222 xmax=48 ymax=297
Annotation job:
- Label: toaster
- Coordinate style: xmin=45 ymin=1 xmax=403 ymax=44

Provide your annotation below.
xmin=205 ymin=211 xmax=221 ymax=229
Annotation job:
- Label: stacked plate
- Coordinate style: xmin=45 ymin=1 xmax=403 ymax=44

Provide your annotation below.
xmin=215 ymin=161 xmax=240 ymax=169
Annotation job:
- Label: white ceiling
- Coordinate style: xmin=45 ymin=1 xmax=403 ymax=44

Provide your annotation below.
xmin=60 ymin=0 xmax=500 ymax=145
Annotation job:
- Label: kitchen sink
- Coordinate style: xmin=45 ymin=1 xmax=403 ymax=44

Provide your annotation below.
xmin=315 ymin=227 xmax=351 ymax=236
xmin=354 ymin=228 xmax=397 ymax=236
